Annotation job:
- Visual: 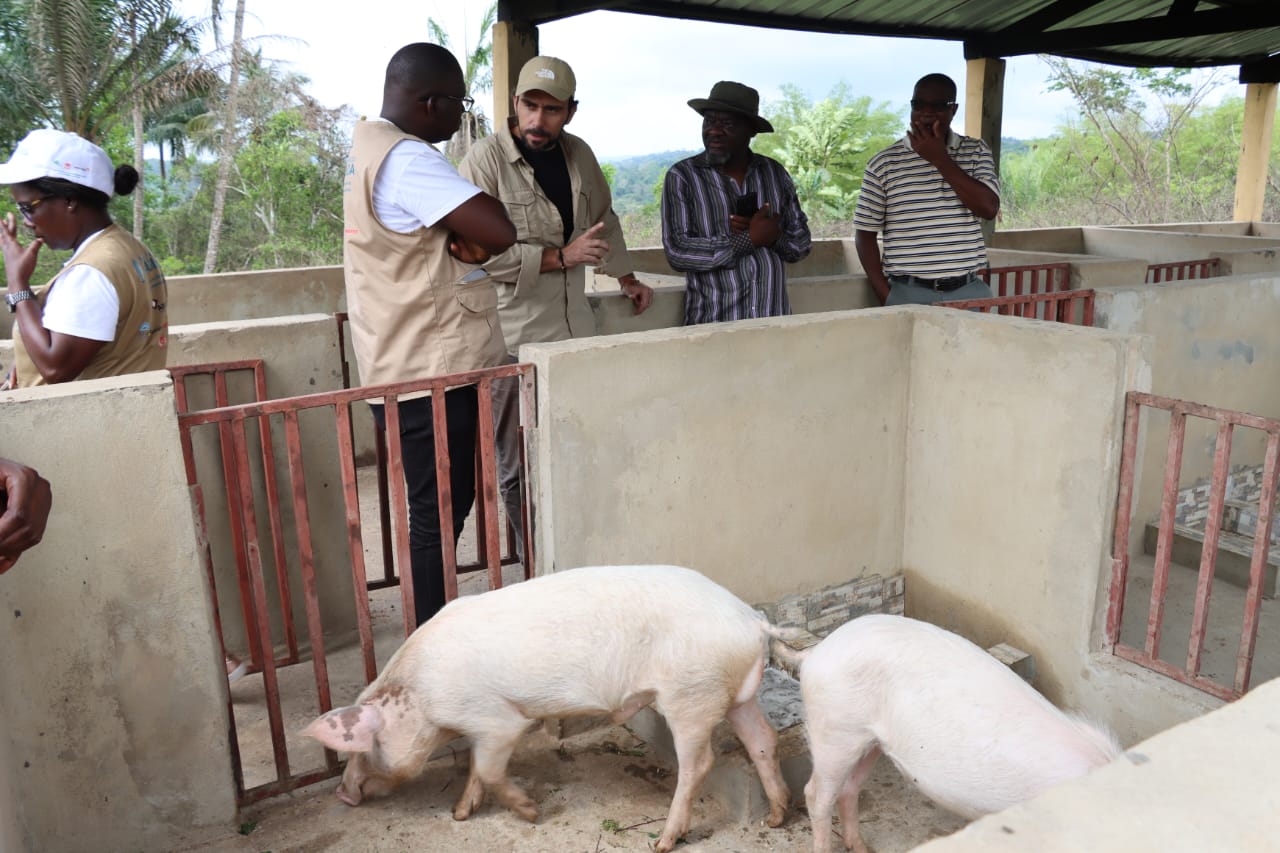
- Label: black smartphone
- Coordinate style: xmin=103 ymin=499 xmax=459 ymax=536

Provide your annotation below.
xmin=734 ymin=193 xmax=758 ymax=217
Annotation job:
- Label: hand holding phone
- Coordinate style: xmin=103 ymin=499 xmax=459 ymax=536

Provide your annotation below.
xmin=734 ymin=193 xmax=759 ymax=218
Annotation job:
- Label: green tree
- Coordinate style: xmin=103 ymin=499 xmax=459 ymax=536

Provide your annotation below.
xmin=755 ymin=83 xmax=902 ymax=223
xmin=2 ymin=0 xmax=206 ymax=143
xmin=429 ymin=1 xmax=496 ymax=163
xmin=1011 ymin=58 xmax=1232 ymax=225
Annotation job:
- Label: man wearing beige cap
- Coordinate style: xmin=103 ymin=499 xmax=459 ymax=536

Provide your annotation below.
xmin=459 ymin=55 xmax=652 ymax=550
xmin=663 ymin=81 xmax=810 ymax=325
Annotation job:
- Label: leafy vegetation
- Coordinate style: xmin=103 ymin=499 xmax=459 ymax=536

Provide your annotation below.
xmin=2 ymin=3 xmax=1279 ymax=277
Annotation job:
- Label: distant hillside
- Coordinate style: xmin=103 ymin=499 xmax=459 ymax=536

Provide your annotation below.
xmin=605 ymin=150 xmax=695 ymax=214
xmin=606 ymin=141 xmax=1030 ymax=214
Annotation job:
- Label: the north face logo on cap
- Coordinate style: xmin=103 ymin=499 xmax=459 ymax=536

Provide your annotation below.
xmin=536 ymin=68 xmax=556 ymax=80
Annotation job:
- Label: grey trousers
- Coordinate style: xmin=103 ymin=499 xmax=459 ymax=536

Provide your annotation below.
xmin=491 ymin=355 xmax=526 ymax=561
xmin=885 ymin=273 xmax=992 ymax=306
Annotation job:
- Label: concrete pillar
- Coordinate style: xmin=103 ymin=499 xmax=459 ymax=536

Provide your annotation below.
xmin=1232 ymin=81 xmax=1277 ymax=224
xmin=965 ymin=57 xmax=1006 ymax=238
xmin=492 ymin=19 xmax=538 ymax=132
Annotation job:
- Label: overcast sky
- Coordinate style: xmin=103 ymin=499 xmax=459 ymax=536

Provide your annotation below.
xmin=176 ymin=0 xmax=1240 ymax=160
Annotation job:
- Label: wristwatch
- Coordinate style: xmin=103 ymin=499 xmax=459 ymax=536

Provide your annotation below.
xmin=5 ymin=290 xmax=35 ymax=312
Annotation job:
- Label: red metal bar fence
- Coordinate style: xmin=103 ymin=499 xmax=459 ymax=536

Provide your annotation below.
xmin=334 ymin=312 xmax=528 ymax=588
xmin=937 ymin=289 xmax=1096 ymax=326
xmin=979 ymin=262 xmax=1071 ymax=297
xmin=1145 ymin=258 xmax=1221 ymax=284
xmin=1106 ymin=391 xmax=1278 ymax=701
xmin=176 ymin=362 xmax=535 ymax=806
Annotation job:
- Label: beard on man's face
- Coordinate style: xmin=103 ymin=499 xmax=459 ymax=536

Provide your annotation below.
xmin=704 ymin=148 xmax=730 ymax=166
xmin=520 ymin=127 xmax=558 ymax=151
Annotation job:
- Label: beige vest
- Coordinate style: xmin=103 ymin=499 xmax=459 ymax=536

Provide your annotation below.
xmin=343 ymin=120 xmax=505 ymax=394
xmin=13 ymin=224 xmax=168 ymax=388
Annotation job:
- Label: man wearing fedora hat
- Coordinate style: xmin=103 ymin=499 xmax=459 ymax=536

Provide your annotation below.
xmin=662 ymin=80 xmax=810 ymax=325
xmin=459 ymin=55 xmax=653 ymax=554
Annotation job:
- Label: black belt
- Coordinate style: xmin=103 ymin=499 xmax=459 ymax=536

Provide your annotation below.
xmin=890 ymin=273 xmax=977 ymax=292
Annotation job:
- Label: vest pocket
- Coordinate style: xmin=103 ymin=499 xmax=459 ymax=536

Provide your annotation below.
xmin=454 ymin=279 xmax=499 ymax=315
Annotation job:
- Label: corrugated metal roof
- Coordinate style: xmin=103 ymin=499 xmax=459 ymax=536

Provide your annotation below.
xmin=502 ymin=0 xmax=1280 ymax=75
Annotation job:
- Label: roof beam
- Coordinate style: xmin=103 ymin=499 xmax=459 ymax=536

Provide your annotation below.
xmin=502 ymin=0 xmax=976 ymax=39
xmin=968 ymin=6 xmax=1280 ymax=58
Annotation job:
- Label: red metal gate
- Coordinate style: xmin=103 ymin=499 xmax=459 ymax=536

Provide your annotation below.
xmin=939 ymin=289 xmax=1096 ymax=325
xmin=1107 ymin=391 xmax=1277 ymax=701
xmin=1146 ymin=258 xmax=1220 ymax=283
xmin=174 ymin=362 xmax=534 ymax=805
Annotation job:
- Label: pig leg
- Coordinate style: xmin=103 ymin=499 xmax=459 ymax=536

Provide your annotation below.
xmin=804 ymin=736 xmax=877 ymax=853
xmin=655 ymin=717 xmax=717 ymax=853
xmin=454 ymin=728 xmax=538 ymax=823
xmin=834 ymin=746 xmax=880 ymax=853
xmin=726 ymin=698 xmax=789 ymax=827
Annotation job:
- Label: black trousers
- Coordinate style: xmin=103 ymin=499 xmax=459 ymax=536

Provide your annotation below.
xmin=369 ymin=385 xmax=478 ymax=626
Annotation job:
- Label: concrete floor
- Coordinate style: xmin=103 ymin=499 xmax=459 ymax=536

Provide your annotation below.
xmin=1118 ymin=553 xmax=1279 ymax=690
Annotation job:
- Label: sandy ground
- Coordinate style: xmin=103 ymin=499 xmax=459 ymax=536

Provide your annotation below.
xmin=173 ymin=720 xmax=965 ymax=853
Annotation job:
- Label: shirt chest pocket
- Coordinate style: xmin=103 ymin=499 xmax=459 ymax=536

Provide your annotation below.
xmin=500 ymin=188 xmax=539 ymax=241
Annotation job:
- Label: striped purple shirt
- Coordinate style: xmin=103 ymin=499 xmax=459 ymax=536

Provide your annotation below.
xmin=662 ymin=152 xmax=811 ymax=325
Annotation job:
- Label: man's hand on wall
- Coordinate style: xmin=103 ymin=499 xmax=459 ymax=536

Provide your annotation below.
xmin=618 ymin=275 xmax=654 ymax=315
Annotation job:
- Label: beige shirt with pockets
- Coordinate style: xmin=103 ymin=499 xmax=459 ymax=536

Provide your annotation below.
xmin=458 ymin=122 xmax=634 ymax=353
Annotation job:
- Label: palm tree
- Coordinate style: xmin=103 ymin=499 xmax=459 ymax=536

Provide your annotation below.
xmin=428 ymin=1 xmax=496 ymax=163
xmin=4 ymin=0 xmax=214 ymax=236
xmin=203 ymin=0 xmax=245 ymax=274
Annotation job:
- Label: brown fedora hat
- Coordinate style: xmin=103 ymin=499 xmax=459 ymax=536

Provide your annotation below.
xmin=687 ymin=81 xmax=773 ymax=133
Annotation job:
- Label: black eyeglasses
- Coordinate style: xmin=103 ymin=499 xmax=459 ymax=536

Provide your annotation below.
xmin=15 ymin=195 xmax=54 ymax=220
xmin=422 ymin=93 xmax=475 ymax=112
xmin=910 ymin=99 xmax=957 ymax=111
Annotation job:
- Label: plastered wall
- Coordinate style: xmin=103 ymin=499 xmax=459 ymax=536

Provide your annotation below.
xmin=0 ymin=265 xmax=347 ymax=340
xmin=0 ymin=374 xmax=235 ymax=852
xmin=522 ymin=311 xmax=912 ymax=605
xmin=527 ymin=306 xmax=1216 ymax=746
xmin=1094 ymin=274 xmax=1280 ymax=559
xmin=896 ymin=309 xmax=1215 ymax=743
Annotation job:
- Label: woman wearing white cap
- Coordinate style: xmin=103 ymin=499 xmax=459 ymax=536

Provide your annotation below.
xmin=0 ymin=129 xmax=167 ymax=388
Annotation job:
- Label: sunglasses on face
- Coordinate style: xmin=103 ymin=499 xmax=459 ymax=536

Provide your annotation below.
xmin=15 ymin=195 xmax=54 ymax=220
xmin=910 ymin=99 xmax=957 ymax=111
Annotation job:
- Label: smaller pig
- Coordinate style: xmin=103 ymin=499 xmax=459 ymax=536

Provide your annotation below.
xmin=303 ymin=564 xmax=790 ymax=853
xmin=798 ymin=614 xmax=1120 ymax=853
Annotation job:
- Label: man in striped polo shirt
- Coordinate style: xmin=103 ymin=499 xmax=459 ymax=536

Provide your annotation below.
xmin=854 ymin=73 xmax=1000 ymax=306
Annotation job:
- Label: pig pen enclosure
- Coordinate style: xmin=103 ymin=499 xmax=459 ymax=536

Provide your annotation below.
xmin=164 ymin=304 xmax=1280 ymax=853
xmin=170 ymin=359 xmax=969 ymax=853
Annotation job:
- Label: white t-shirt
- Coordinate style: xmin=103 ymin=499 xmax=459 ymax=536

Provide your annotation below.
xmin=372 ymin=122 xmax=481 ymax=234
xmin=41 ymin=229 xmax=120 ymax=342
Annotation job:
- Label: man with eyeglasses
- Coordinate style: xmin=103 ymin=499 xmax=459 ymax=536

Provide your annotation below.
xmin=343 ymin=42 xmax=516 ymax=625
xmin=458 ymin=56 xmax=653 ymax=555
xmin=662 ymin=81 xmax=811 ymax=325
xmin=854 ymin=73 xmax=1000 ymax=306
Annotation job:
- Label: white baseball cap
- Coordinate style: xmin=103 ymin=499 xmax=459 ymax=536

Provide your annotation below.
xmin=0 ymin=129 xmax=115 ymax=196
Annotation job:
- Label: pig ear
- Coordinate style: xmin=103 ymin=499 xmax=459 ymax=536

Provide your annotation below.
xmin=302 ymin=704 xmax=385 ymax=753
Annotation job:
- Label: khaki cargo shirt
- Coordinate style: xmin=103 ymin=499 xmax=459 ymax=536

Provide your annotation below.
xmin=459 ymin=123 xmax=634 ymax=352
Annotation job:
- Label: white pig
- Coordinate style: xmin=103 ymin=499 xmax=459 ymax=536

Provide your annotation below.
xmin=799 ymin=614 xmax=1120 ymax=853
xmin=303 ymin=564 xmax=790 ymax=853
